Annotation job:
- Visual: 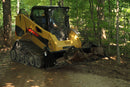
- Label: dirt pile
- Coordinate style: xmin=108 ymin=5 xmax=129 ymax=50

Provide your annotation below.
xmin=70 ymin=47 xmax=105 ymax=62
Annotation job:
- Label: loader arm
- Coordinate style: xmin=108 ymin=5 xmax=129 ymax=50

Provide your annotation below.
xmin=15 ymin=14 xmax=54 ymax=50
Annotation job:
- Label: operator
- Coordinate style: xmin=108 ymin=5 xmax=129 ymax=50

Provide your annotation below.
xmin=50 ymin=18 xmax=57 ymax=28
xmin=50 ymin=18 xmax=66 ymax=41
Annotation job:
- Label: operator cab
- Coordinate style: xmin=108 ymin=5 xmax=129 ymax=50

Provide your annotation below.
xmin=30 ymin=6 xmax=70 ymax=41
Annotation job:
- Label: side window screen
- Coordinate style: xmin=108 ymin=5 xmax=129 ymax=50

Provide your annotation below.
xmin=33 ymin=9 xmax=45 ymax=16
xmin=32 ymin=9 xmax=46 ymax=29
xmin=15 ymin=26 xmax=24 ymax=36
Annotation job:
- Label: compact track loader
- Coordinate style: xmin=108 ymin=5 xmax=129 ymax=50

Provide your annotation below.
xmin=10 ymin=6 xmax=104 ymax=68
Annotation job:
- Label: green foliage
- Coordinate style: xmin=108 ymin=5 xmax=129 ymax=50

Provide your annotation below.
xmin=0 ymin=0 xmax=130 ymax=57
xmin=120 ymin=43 xmax=130 ymax=58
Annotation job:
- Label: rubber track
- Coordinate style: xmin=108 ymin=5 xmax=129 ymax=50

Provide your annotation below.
xmin=15 ymin=41 xmax=44 ymax=68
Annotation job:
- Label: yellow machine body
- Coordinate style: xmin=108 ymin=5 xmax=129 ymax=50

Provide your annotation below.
xmin=15 ymin=14 xmax=81 ymax=52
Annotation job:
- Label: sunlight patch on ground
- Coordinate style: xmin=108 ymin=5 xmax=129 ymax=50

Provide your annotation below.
xmin=110 ymin=56 xmax=116 ymax=60
xmin=110 ymin=43 xmax=127 ymax=46
xmin=102 ymin=57 xmax=109 ymax=60
xmin=16 ymin=75 xmax=22 ymax=78
xmin=3 ymin=83 xmax=15 ymax=87
xmin=10 ymin=68 xmax=16 ymax=70
xmin=110 ymin=41 xmax=130 ymax=47
xmin=47 ymin=78 xmax=54 ymax=81
xmin=0 ymin=47 xmax=11 ymax=53
xmin=108 ymin=56 xmax=126 ymax=64
xmin=26 ymin=79 xmax=34 ymax=83
xmin=31 ymin=86 xmax=40 ymax=87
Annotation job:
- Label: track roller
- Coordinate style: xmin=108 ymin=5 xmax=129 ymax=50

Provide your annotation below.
xmin=35 ymin=56 xmax=43 ymax=68
xmin=10 ymin=49 xmax=17 ymax=61
xmin=16 ymin=53 xmax=21 ymax=62
xmin=29 ymin=54 xmax=35 ymax=66
xmin=23 ymin=55 xmax=29 ymax=65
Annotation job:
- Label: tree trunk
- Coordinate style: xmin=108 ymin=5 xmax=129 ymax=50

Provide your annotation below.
xmin=50 ymin=0 xmax=52 ymax=5
xmin=89 ymin=0 xmax=97 ymax=41
xmin=61 ymin=0 xmax=64 ymax=6
xmin=116 ymin=0 xmax=120 ymax=63
xmin=108 ymin=0 xmax=113 ymax=39
xmin=76 ymin=1 xmax=79 ymax=29
xmin=108 ymin=0 xmax=111 ymax=55
xmin=96 ymin=0 xmax=105 ymax=46
xmin=123 ymin=13 xmax=126 ymax=42
xmin=2 ymin=0 xmax=12 ymax=47
xmin=0 ymin=0 xmax=2 ymax=5
xmin=17 ymin=0 xmax=20 ymax=14
xmin=129 ymin=33 xmax=130 ymax=41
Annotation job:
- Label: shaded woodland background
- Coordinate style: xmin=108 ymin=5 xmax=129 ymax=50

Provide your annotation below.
xmin=0 ymin=0 xmax=130 ymax=63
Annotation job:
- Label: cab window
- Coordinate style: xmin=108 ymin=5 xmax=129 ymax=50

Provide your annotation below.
xmin=33 ymin=9 xmax=45 ymax=16
xmin=31 ymin=9 xmax=46 ymax=29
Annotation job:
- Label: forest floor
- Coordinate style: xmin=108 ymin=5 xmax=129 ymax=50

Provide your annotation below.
xmin=0 ymin=51 xmax=130 ymax=87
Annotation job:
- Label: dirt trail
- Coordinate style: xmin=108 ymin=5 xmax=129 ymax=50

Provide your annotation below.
xmin=0 ymin=52 xmax=130 ymax=87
